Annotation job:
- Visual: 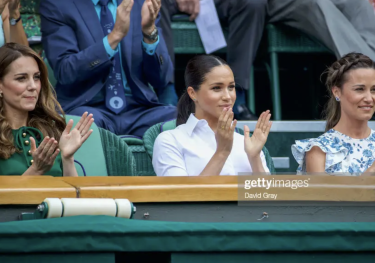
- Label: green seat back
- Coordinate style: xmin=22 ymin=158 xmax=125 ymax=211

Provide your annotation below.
xmin=99 ymin=129 xmax=137 ymax=176
xmin=65 ymin=115 xmax=108 ymax=176
xmin=143 ymin=119 xmax=276 ymax=174
xmin=121 ymin=137 xmax=155 ymax=176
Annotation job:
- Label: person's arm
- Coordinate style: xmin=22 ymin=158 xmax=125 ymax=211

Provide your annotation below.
xmin=58 ymin=113 xmax=93 ymax=177
xmin=39 ymin=0 xmax=112 ymax=86
xmin=244 ymin=111 xmax=272 ymax=173
xmin=61 ymin=156 xmax=78 ymax=177
xmin=176 ymin=0 xmax=200 ymax=20
xmin=141 ymin=0 xmax=173 ymax=90
xmin=305 ymin=146 xmax=326 ymax=173
xmin=248 ymin=155 xmax=266 ymax=173
xmin=4 ymin=1 xmax=28 ymax=46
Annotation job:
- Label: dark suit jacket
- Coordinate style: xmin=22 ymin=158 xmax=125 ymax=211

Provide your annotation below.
xmin=40 ymin=0 xmax=173 ymax=112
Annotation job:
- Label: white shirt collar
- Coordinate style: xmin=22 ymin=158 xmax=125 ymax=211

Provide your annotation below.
xmin=184 ymin=114 xmax=210 ymax=137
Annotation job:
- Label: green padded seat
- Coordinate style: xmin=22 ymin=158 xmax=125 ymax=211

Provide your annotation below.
xmin=143 ymin=119 xmax=275 ymax=174
xmin=99 ymin=129 xmax=137 ymax=176
xmin=64 ymin=115 xmax=136 ymax=176
xmin=121 ymin=136 xmax=155 ymax=176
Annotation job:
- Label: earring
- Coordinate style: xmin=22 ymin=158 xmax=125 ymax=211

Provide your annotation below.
xmin=335 ymin=97 xmax=340 ymax=102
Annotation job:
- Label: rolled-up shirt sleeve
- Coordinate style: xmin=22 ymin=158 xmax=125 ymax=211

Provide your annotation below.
xmin=152 ymin=131 xmax=188 ymax=176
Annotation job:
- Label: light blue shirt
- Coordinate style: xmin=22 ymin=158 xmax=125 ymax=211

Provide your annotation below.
xmin=92 ymin=0 xmax=159 ymax=97
xmin=0 ymin=15 xmax=5 ymax=47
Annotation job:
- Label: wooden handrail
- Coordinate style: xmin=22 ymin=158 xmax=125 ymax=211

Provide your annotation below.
xmin=1 ymin=175 xmax=375 ymax=204
xmin=0 ymin=176 xmax=77 ymax=204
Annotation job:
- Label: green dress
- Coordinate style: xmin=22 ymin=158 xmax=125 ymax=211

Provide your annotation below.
xmin=0 ymin=127 xmax=63 ymax=176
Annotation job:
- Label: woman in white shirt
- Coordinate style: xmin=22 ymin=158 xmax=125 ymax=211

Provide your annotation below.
xmin=0 ymin=0 xmax=29 ymax=47
xmin=153 ymin=55 xmax=272 ymax=176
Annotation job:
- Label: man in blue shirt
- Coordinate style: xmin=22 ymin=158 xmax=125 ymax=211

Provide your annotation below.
xmin=40 ymin=0 xmax=177 ymax=137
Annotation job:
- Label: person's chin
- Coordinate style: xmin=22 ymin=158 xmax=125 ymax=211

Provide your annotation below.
xmin=357 ymin=112 xmax=374 ymax=121
xmin=23 ymin=105 xmax=36 ymax=112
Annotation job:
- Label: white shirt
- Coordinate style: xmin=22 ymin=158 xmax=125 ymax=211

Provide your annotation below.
xmin=152 ymin=114 xmax=270 ymax=176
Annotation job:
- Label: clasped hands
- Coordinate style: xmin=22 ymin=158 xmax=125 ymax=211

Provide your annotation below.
xmin=215 ymin=107 xmax=272 ymax=161
xmin=109 ymin=0 xmax=161 ymax=44
xmin=29 ymin=112 xmax=94 ymax=174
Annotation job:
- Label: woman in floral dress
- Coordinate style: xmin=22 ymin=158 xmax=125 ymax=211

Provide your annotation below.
xmin=292 ymin=52 xmax=375 ymax=175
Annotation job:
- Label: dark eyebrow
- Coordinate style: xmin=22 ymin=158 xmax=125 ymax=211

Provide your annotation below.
xmin=210 ymin=81 xmax=235 ymax=86
xmin=14 ymin=72 xmax=41 ymax=76
xmin=353 ymin=84 xmax=375 ymax=88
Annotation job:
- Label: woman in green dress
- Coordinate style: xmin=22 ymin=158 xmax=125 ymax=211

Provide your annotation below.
xmin=0 ymin=43 xmax=94 ymax=176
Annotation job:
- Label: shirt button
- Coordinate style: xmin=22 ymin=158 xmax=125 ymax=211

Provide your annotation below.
xmin=22 ymin=133 xmax=27 ymax=138
xmin=28 ymin=150 xmax=32 ymax=156
xmin=30 ymin=160 xmax=34 ymax=165
xmin=24 ymin=140 xmax=29 ymax=146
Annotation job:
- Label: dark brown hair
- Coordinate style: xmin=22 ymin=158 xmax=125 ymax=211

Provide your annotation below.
xmin=0 ymin=43 xmax=66 ymax=159
xmin=177 ymin=55 xmax=228 ymax=126
xmin=323 ymin=52 xmax=375 ymax=131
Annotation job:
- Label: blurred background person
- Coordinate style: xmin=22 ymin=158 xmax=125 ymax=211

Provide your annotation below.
xmin=0 ymin=0 xmax=28 ymax=46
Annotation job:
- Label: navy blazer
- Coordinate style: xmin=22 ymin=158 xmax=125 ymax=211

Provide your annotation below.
xmin=40 ymin=0 xmax=173 ymax=112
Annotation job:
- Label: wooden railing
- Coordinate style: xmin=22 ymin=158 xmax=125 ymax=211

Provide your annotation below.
xmin=1 ymin=175 xmax=375 ymax=204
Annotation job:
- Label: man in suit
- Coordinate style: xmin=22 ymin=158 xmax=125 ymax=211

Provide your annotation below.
xmin=40 ymin=0 xmax=177 ymax=137
xmin=268 ymin=0 xmax=375 ymax=61
xmin=160 ymin=0 xmax=267 ymax=120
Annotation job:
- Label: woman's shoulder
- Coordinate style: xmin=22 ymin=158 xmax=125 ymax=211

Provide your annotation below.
xmin=154 ymin=125 xmax=186 ymax=147
xmin=292 ymin=129 xmax=344 ymax=154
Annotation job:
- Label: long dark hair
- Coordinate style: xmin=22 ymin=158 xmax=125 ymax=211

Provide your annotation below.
xmin=176 ymin=55 xmax=228 ymax=126
xmin=322 ymin=52 xmax=375 ymax=131
xmin=0 ymin=43 xmax=66 ymax=159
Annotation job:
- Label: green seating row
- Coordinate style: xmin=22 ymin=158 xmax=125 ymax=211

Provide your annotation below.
xmin=66 ymin=115 xmax=275 ymax=176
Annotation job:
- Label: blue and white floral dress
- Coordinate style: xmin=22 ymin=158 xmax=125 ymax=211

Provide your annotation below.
xmin=292 ymin=129 xmax=375 ymax=175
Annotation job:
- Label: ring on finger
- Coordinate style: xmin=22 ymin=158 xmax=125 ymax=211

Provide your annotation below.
xmin=221 ymin=125 xmax=225 ymax=130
